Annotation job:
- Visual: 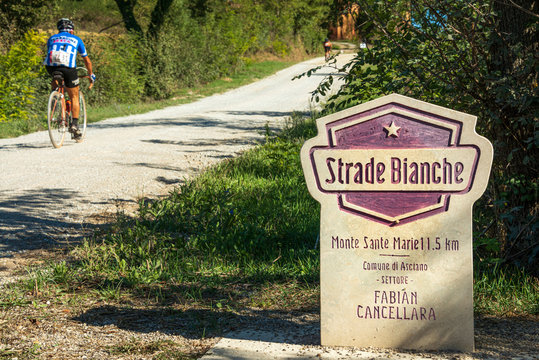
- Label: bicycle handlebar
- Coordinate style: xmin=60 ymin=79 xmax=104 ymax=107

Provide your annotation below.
xmin=81 ymin=76 xmax=94 ymax=90
xmin=77 ymin=67 xmax=94 ymax=90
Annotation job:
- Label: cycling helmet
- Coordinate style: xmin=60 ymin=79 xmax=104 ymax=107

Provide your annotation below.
xmin=57 ymin=18 xmax=74 ymax=32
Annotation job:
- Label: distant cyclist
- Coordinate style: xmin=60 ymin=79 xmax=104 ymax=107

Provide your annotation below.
xmin=323 ymin=38 xmax=332 ymax=61
xmin=43 ymin=18 xmax=95 ymax=139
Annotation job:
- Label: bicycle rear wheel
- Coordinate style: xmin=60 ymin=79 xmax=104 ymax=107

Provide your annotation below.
xmin=47 ymin=90 xmax=66 ymax=148
xmin=76 ymin=91 xmax=87 ymax=143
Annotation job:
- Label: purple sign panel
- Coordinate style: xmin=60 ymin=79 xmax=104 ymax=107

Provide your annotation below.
xmin=308 ymin=102 xmax=481 ymax=226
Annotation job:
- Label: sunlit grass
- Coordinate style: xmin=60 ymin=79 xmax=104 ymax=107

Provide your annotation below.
xmin=474 ymin=264 xmax=539 ymax=316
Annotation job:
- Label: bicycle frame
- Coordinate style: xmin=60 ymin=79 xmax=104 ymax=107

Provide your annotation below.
xmin=47 ymin=68 xmax=92 ymax=148
xmin=52 ymin=77 xmax=67 ymax=123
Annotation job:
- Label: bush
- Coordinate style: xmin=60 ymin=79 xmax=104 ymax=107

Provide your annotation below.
xmin=0 ymin=0 xmax=47 ymax=53
xmin=84 ymin=34 xmax=145 ymax=105
xmin=0 ymin=31 xmax=47 ymax=124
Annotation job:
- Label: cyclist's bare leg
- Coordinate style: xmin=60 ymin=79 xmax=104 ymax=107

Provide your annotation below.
xmin=65 ymin=85 xmax=80 ymax=120
xmin=51 ymin=78 xmax=61 ymax=91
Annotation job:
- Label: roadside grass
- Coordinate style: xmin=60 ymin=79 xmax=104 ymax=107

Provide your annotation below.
xmin=0 ymin=59 xmax=296 ymax=139
xmin=474 ymin=264 xmax=539 ymax=316
xmin=108 ymin=338 xmax=202 ymax=359
xmin=64 ymin=115 xmax=322 ymax=309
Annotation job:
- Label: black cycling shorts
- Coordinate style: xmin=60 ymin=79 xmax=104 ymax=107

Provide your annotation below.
xmin=46 ymin=66 xmax=80 ymax=88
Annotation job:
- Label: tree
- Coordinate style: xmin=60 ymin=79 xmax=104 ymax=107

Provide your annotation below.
xmin=114 ymin=0 xmax=174 ymax=39
xmin=0 ymin=0 xmax=47 ymax=53
xmin=114 ymin=0 xmax=143 ymax=35
xmin=307 ymin=0 xmax=538 ymax=272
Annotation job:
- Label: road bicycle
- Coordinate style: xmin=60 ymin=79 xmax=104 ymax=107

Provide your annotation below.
xmin=47 ymin=67 xmax=93 ymax=148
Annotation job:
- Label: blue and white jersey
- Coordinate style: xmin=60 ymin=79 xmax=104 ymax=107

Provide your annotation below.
xmin=43 ymin=31 xmax=88 ymax=68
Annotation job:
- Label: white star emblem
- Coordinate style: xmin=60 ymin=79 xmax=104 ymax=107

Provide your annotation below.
xmin=384 ymin=121 xmax=401 ymax=137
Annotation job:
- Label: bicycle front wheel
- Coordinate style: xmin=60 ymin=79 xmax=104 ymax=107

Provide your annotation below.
xmin=47 ymin=90 xmax=66 ymax=148
xmin=76 ymin=90 xmax=87 ymax=143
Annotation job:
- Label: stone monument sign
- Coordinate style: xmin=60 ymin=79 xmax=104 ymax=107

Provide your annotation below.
xmin=301 ymin=94 xmax=493 ymax=351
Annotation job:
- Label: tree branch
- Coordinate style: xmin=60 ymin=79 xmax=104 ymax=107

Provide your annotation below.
xmin=495 ymin=0 xmax=539 ymax=19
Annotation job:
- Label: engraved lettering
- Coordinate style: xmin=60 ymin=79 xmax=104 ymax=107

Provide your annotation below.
xmin=443 ymin=158 xmax=452 ymax=184
xmin=432 ymin=162 xmax=441 ymax=183
xmin=377 ymin=162 xmax=386 ymax=184
xmin=354 ymin=162 xmax=363 ymax=183
xmin=365 ymin=157 xmax=375 ymax=184
xmin=391 ymin=157 xmax=400 ymax=184
xmin=326 ymin=157 xmax=336 ymax=184
xmin=455 ymin=162 xmax=464 ymax=183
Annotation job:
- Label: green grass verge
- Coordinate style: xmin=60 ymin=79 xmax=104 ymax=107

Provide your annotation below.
xmin=68 ymin=116 xmax=321 ymax=308
xmin=474 ymin=264 xmax=538 ymax=316
xmin=0 ymin=59 xmax=295 ymax=139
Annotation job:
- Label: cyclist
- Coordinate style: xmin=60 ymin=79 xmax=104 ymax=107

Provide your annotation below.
xmin=43 ymin=18 xmax=95 ymax=139
xmin=323 ymin=38 xmax=332 ymax=61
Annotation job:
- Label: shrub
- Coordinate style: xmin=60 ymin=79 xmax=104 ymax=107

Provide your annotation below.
xmin=0 ymin=31 xmax=47 ymax=124
xmin=84 ymin=34 xmax=145 ymax=105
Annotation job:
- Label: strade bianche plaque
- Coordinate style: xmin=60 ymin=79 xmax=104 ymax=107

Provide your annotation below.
xmin=301 ymin=94 xmax=493 ymax=351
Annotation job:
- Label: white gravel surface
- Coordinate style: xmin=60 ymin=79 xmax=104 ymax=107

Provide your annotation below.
xmin=0 ymin=55 xmax=351 ymax=255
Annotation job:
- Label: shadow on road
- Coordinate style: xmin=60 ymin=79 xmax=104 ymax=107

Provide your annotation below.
xmin=0 ymin=188 xmax=99 ymax=256
xmin=73 ymin=303 xmax=539 ymax=358
xmin=141 ymin=136 xmax=262 ymax=148
xmin=73 ymin=304 xmax=320 ymax=343
xmin=90 ymin=111 xmax=290 ymax=133
xmin=0 ymin=142 xmax=51 ymax=151
xmin=220 ymin=110 xmax=297 ymax=118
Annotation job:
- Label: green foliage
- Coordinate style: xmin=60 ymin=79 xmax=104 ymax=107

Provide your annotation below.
xmin=134 ymin=0 xmax=332 ymax=98
xmin=0 ymin=31 xmax=47 ymax=124
xmin=290 ymin=0 xmax=332 ymax=53
xmin=304 ymin=0 xmax=538 ymax=272
xmin=0 ymin=0 xmax=47 ymax=52
xmin=0 ymin=0 xmax=332 ymax=128
xmin=85 ymin=34 xmax=145 ymax=105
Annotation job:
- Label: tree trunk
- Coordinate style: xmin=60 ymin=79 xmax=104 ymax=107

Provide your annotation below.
xmin=147 ymin=0 xmax=175 ymax=39
xmin=114 ymin=0 xmax=143 ymax=36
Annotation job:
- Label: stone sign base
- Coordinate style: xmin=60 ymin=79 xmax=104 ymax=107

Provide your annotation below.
xmin=301 ymin=94 xmax=493 ymax=351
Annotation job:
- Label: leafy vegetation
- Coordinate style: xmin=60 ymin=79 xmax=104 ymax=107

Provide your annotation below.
xmin=0 ymin=0 xmax=333 ymax=134
xmin=305 ymin=0 xmax=538 ymax=274
xmin=0 ymin=31 xmax=47 ymax=124
xmin=0 ymin=0 xmax=47 ymax=53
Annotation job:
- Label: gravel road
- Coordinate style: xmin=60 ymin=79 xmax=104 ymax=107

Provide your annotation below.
xmin=0 ymin=55 xmax=351 ymax=257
